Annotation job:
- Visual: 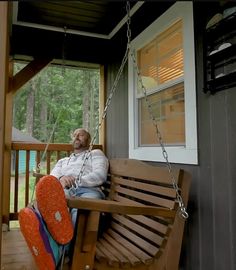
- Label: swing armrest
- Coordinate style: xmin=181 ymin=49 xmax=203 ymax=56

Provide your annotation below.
xmin=67 ymin=197 xmax=176 ymax=218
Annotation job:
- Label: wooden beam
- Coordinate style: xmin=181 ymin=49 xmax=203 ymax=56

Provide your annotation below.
xmin=0 ymin=1 xmax=10 ymax=266
xmin=9 ymin=58 xmax=52 ymax=94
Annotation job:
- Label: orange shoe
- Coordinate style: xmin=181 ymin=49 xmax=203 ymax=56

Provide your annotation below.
xmin=19 ymin=207 xmax=56 ymax=270
xmin=36 ymin=175 xmax=74 ymax=244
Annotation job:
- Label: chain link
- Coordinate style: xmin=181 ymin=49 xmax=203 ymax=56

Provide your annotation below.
xmin=126 ymin=1 xmax=131 ymax=49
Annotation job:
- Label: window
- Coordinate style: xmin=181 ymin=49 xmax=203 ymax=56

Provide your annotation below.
xmin=128 ymin=2 xmax=198 ymax=164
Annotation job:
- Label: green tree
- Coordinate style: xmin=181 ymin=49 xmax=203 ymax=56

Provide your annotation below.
xmin=13 ymin=63 xmax=100 ymax=143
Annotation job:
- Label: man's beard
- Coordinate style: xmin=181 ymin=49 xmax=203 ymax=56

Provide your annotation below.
xmin=73 ymin=141 xmax=87 ymax=150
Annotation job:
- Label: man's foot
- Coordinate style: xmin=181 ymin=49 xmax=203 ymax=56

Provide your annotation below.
xmin=19 ymin=207 xmax=56 ymax=270
xmin=36 ymin=175 xmax=74 ymax=244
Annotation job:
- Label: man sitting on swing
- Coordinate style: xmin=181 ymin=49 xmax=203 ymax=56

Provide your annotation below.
xmin=19 ymin=128 xmax=109 ymax=270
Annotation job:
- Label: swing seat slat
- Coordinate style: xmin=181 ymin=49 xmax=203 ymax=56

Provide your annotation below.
xmin=67 ymin=158 xmax=191 ymax=270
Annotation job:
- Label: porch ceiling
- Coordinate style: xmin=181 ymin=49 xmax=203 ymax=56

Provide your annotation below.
xmin=10 ymin=1 xmax=175 ymax=64
xmin=13 ymin=1 xmax=138 ymax=38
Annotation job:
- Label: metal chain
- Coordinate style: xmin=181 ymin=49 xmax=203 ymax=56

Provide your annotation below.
xmin=126 ymin=1 xmax=131 ymax=50
xmin=68 ymin=0 xmax=189 ymax=219
xmin=68 ymin=2 xmax=132 ymax=196
xmin=36 ymin=25 xmax=68 ymax=173
xmin=129 ymin=51 xmax=188 ymax=219
xmin=32 ymin=26 xmax=68 ymax=201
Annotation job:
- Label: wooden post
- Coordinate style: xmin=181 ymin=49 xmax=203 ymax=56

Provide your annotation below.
xmin=3 ymin=58 xmax=52 ymax=226
xmin=2 ymin=58 xmax=13 ymax=227
xmin=0 ymin=0 xmax=10 ymax=265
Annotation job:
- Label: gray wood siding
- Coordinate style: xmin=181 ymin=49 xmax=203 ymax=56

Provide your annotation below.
xmin=105 ymin=4 xmax=236 ymax=270
xmin=105 ymin=62 xmax=129 ymax=159
xmin=180 ymin=87 xmax=236 ymax=270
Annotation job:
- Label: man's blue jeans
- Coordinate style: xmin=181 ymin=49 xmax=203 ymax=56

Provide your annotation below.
xmin=64 ymin=186 xmax=105 ymax=226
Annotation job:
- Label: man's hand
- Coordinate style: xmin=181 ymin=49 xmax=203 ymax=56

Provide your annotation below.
xmin=59 ymin=175 xmax=76 ymax=188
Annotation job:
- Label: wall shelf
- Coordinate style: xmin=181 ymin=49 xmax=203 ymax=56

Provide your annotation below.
xmin=204 ymin=10 xmax=236 ymax=94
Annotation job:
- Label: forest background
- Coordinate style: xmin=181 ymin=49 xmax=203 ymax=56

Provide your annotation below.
xmin=13 ymin=62 xmax=100 ymax=143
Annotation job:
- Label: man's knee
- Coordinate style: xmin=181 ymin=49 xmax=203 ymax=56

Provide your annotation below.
xmin=80 ymin=192 xmax=102 ymax=199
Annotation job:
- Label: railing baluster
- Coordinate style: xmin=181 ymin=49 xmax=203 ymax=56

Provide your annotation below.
xmin=46 ymin=151 xmax=51 ymax=174
xmin=14 ymin=150 xmax=19 ymax=214
xmin=57 ymin=150 xmax=60 ymax=161
xmin=25 ymin=150 xmax=30 ymax=207
xmin=36 ymin=150 xmax=40 ymax=173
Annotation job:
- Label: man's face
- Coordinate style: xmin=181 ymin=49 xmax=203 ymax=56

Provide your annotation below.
xmin=72 ymin=129 xmax=90 ymax=150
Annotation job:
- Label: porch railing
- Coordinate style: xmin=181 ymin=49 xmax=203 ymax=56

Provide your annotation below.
xmin=10 ymin=142 xmax=102 ymax=221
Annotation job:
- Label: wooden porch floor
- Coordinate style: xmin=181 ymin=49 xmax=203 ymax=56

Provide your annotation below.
xmin=1 ymin=228 xmax=70 ymax=270
xmin=2 ymin=228 xmax=37 ymax=270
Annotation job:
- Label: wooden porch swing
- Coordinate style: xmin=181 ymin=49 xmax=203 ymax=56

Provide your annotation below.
xmin=65 ymin=158 xmax=190 ymax=270
xmin=32 ymin=2 xmax=191 ymax=269
xmin=34 ymin=158 xmax=190 ymax=270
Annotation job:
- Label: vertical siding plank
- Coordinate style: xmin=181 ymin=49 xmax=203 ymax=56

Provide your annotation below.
xmin=106 ymin=62 xmax=128 ymax=159
xmin=225 ymin=89 xmax=236 ymax=270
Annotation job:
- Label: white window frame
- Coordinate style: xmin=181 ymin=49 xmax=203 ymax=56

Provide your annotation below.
xmin=128 ymin=2 xmax=198 ymax=164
